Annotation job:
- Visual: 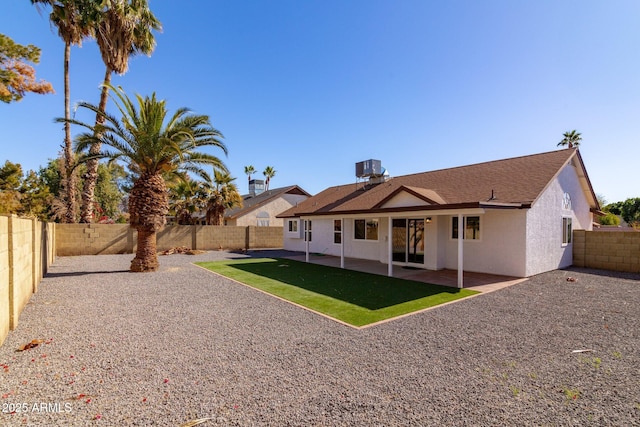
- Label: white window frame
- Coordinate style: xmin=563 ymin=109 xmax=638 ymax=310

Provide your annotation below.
xmin=286 ymin=219 xmax=301 ymax=238
xmin=333 ymin=219 xmax=342 ymax=245
xmin=562 ymin=217 xmax=572 ymax=246
xmin=354 ymin=218 xmax=379 ymax=241
xmin=304 ymin=220 xmax=312 ymax=242
xmin=451 ymin=216 xmax=481 ymax=241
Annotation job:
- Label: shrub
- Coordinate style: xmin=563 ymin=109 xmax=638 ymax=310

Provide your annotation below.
xmin=598 ymin=213 xmax=620 ymax=226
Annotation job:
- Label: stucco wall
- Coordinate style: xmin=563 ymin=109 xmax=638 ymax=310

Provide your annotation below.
xmin=573 ymin=230 xmax=640 ymax=273
xmin=441 ymin=210 xmax=528 ymax=277
xmin=233 ymin=194 xmax=309 ymax=227
xmin=525 ymin=163 xmax=592 ymax=276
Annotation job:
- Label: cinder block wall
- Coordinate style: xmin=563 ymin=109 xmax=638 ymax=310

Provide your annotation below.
xmin=0 ymin=216 xmax=9 ymax=346
xmin=9 ymin=216 xmax=35 ymax=332
xmin=55 ymin=224 xmax=134 ymax=256
xmin=0 ymin=215 xmax=55 ymax=347
xmin=573 ymin=230 xmax=640 ymax=273
xmin=56 ymin=224 xmax=284 ymax=256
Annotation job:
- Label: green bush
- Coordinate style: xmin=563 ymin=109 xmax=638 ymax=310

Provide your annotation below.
xmin=598 ymin=213 xmax=620 ymax=226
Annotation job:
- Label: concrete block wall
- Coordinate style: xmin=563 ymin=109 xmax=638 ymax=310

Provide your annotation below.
xmin=0 ymin=215 xmax=55 ymax=347
xmin=56 ymin=224 xmax=284 ymax=256
xmin=55 ymin=224 xmax=134 ymax=256
xmin=9 ymin=216 xmax=35 ymax=334
xmin=0 ymin=216 xmax=9 ymax=346
xmin=573 ymin=230 xmax=640 ymax=273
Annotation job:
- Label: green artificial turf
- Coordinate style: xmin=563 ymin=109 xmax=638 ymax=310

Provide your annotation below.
xmin=196 ymin=258 xmax=479 ymax=327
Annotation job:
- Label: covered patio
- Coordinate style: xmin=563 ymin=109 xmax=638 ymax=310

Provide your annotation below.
xmin=283 ymin=252 xmax=527 ymax=293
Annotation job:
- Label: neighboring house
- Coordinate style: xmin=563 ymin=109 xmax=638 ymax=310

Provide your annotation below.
xmin=224 ymin=185 xmax=311 ymax=227
xmin=278 ymin=149 xmax=599 ymax=282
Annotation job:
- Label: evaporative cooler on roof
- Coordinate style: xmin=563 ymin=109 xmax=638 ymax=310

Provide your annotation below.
xmin=355 ymin=159 xmax=382 ymax=178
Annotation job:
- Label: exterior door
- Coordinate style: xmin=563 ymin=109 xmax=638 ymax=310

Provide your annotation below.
xmin=392 ymin=218 xmax=425 ymax=265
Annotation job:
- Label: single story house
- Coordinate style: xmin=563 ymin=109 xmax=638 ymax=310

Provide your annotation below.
xmin=224 ymin=185 xmax=310 ymax=227
xmin=278 ymin=149 xmax=599 ymax=285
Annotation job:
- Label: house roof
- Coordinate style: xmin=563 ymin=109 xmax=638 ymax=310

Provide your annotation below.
xmin=278 ymin=149 xmax=599 ymax=218
xmin=225 ymin=185 xmax=311 ymax=219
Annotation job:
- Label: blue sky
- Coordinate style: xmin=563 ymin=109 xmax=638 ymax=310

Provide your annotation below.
xmin=2 ymin=1 xmax=639 ymax=204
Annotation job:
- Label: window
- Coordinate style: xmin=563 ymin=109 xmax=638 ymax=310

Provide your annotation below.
xmin=452 ymin=216 xmax=481 ymax=240
xmin=288 ymin=220 xmax=298 ymax=232
xmin=256 ymin=211 xmax=269 ymax=227
xmin=334 ymin=219 xmax=342 ymax=244
xmin=304 ymin=220 xmax=312 ymax=242
xmin=562 ymin=217 xmax=572 ymax=245
xmin=354 ymin=218 xmax=379 ymax=240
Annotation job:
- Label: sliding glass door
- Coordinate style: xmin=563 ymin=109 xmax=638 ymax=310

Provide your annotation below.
xmin=391 ymin=218 xmax=425 ymax=265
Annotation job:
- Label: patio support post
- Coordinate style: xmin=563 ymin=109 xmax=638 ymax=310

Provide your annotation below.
xmin=340 ymin=218 xmax=345 ymax=269
xmin=457 ymin=213 xmax=464 ymax=288
xmin=387 ymin=216 xmax=393 ymax=277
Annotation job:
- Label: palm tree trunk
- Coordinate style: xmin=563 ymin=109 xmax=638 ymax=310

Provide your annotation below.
xmin=80 ymin=68 xmax=112 ymax=223
xmin=130 ymin=227 xmax=159 ymax=272
xmin=63 ymin=41 xmax=77 ymax=224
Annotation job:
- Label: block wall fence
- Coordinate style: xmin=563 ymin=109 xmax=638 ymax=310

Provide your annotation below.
xmin=573 ymin=230 xmax=640 ymax=273
xmin=0 ymin=215 xmax=55 ymax=347
xmin=55 ymin=224 xmax=283 ymax=256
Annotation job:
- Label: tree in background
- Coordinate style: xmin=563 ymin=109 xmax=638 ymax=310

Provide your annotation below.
xmin=244 ymin=165 xmax=255 ymax=185
xmin=80 ymin=0 xmax=161 ymax=223
xmin=263 ymin=165 xmax=276 ymax=191
xmin=0 ymin=161 xmax=23 ymax=214
xmin=557 ymin=130 xmax=582 ymax=148
xmin=621 ymin=198 xmax=640 ymax=228
xmin=31 ymin=0 xmax=97 ymax=223
xmin=66 ymin=85 xmax=228 ymax=272
xmin=205 ymin=170 xmax=242 ymax=226
xmin=0 ymin=161 xmax=53 ymax=220
xmin=168 ymin=178 xmax=208 ymax=225
xmin=0 ymin=33 xmax=54 ymax=103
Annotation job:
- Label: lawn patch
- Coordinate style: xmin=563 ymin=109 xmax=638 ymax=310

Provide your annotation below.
xmin=196 ymin=258 xmax=478 ymax=327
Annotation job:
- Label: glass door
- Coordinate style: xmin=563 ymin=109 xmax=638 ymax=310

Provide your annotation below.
xmin=407 ymin=219 xmax=425 ymax=264
xmin=392 ymin=218 xmax=425 ymax=264
xmin=392 ymin=219 xmax=407 ymax=262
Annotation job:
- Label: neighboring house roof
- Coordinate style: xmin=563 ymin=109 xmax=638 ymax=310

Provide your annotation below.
xmin=225 ymin=185 xmax=311 ymax=219
xmin=278 ymin=149 xmax=599 ymax=218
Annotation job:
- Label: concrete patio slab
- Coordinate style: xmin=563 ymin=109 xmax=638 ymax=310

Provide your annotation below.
xmin=281 ymin=253 xmax=527 ymax=293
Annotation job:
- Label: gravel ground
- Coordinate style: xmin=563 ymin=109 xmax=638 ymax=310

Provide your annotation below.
xmin=0 ymin=250 xmax=639 ymax=426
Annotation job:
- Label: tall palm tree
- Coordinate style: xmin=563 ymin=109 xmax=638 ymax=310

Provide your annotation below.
xmin=31 ymin=0 xmax=96 ymax=223
xmin=65 ymin=85 xmax=228 ymax=272
xmin=263 ymin=165 xmax=276 ymax=191
xmin=80 ymin=0 xmax=161 ymax=223
xmin=206 ymin=170 xmax=243 ymax=226
xmin=558 ymin=130 xmax=582 ymax=148
xmin=244 ymin=165 xmax=255 ymax=185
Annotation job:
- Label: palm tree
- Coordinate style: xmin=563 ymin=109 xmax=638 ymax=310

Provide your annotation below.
xmin=65 ymin=85 xmax=228 ymax=272
xmin=168 ymin=178 xmax=208 ymax=225
xmin=80 ymin=0 xmax=161 ymax=223
xmin=31 ymin=0 xmax=96 ymax=223
xmin=244 ymin=165 xmax=255 ymax=185
xmin=558 ymin=130 xmax=582 ymax=148
xmin=205 ymin=170 xmax=243 ymax=226
xmin=263 ymin=166 xmax=276 ymax=191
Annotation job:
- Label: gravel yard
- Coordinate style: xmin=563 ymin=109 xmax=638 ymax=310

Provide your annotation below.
xmin=0 ymin=251 xmax=638 ymax=426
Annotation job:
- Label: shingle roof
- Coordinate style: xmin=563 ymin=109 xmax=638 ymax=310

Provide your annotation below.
xmin=225 ymin=185 xmax=310 ymax=219
xmin=278 ymin=149 xmax=597 ymax=218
